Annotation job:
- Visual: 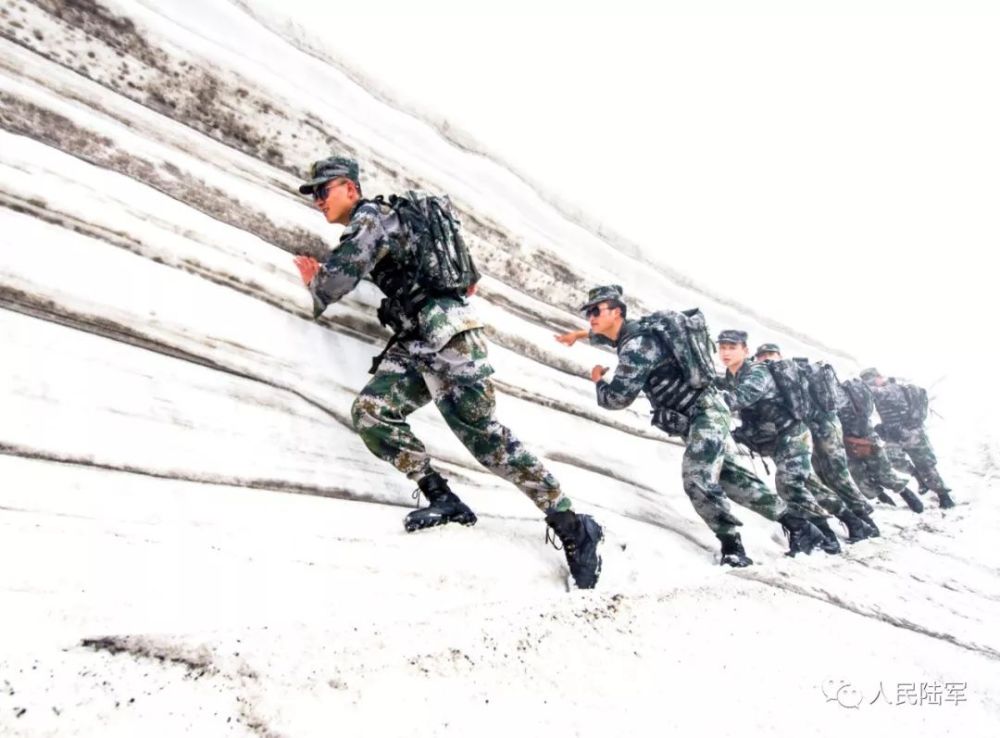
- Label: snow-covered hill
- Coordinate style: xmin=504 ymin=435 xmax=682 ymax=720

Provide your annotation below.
xmin=1 ymin=2 xmax=996 ymax=736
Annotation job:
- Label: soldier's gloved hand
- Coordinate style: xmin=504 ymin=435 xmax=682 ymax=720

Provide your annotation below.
xmin=294 ymin=255 xmax=321 ymax=286
xmin=590 ymin=365 xmax=609 ymax=382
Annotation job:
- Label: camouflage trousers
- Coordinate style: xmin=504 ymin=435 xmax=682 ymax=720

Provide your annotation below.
xmin=350 ymin=329 xmax=569 ymax=513
xmin=883 ymin=426 xmax=950 ymax=493
xmin=680 ymin=390 xmax=785 ymax=538
xmin=762 ymin=423 xmax=834 ymax=520
xmin=846 ymin=437 xmax=910 ymax=499
xmin=809 ymin=412 xmax=873 ymax=515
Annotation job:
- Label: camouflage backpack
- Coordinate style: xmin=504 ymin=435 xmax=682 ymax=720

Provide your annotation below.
xmin=841 ymin=378 xmax=875 ymax=424
xmin=793 ymin=358 xmax=841 ymax=414
xmin=375 ymin=191 xmax=481 ymax=297
xmin=641 ymin=309 xmax=718 ymax=390
xmin=901 ymin=383 xmax=929 ymax=427
xmin=762 ymin=358 xmax=813 ymax=422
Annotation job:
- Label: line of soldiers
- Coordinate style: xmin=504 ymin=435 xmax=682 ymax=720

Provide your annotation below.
xmin=292 ymin=154 xmax=954 ymax=591
xmin=556 ymin=285 xmax=955 ymax=567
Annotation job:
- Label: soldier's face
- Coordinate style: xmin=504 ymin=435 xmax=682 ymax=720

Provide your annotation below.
xmin=718 ymin=342 xmax=748 ymax=370
xmin=756 ymin=351 xmax=781 ymax=362
xmin=314 ymin=178 xmax=358 ymax=224
xmin=587 ymin=302 xmax=621 ymax=337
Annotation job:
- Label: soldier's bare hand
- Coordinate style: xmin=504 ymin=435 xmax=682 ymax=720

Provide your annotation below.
xmin=294 ymin=255 xmax=320 ymax=285
xmin=555 ymin=332 xmax=579 ymax=346
xmin=591 ymin=365 xmax=609 ymax=382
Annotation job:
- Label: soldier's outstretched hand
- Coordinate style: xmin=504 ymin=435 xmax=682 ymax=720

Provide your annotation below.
xmin=591 ymin=365 xmax=609 ymax=382
xmin=294 ymin=255 xmax=321 ymax=286
xmin=555 ymin=329 xmax=588 ymax=347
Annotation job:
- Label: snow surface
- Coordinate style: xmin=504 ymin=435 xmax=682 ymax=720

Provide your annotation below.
xmin=0 ymin=1 xmax=997 ymax=736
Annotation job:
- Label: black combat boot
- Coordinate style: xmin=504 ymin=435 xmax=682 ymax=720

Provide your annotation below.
xmin=837 ymin=509 xmax=873 ymax=543
xmin=876 ymin=491 xmax=897 ymax=506
xmin=718 ymin=532 xmax=753 ymax=567
xmin=809 ymin=516 xmax=842 ymax=555
xmin=404 ymin=472 xmax=478 ymax=532
xmin=545 ymin=509 xmax=604 ymax=589
xmin=899 ymin=488 xmax=924 ymax=513
xmin=856 ymin=509 xmax=881 ymax=537
xmin=937 ymin=490 xmax=956 ymax=509
xmin=779 ymin=513 xmax=827 ymax=556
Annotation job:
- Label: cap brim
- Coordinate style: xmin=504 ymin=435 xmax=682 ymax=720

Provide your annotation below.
xmin=578 ymin=299 xmax=604 ymax=313
xmin=298 ymin=177 xmax=330 ymax=195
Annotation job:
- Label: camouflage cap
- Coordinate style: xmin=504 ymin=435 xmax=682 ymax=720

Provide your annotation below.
xmin=860 ymin=367 xmax=881 ymax=382
xmin=298 ymin=156 xmax=361 ymax=195
xmin=755 ymin=342 xmax=781 ymax=357
xmin=717 ymin=329 xmax=748 ymax=345
xmin=579 ymin=284 xmax=624 ymax=312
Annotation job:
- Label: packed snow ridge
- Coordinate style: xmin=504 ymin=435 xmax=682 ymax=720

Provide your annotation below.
xmin=0 ymin=1 xmax=996 ymax=736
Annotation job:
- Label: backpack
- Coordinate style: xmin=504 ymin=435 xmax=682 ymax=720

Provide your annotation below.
xmin=763 ymin=358 xmax=813 ymax=422
xmin=841 ymin=378 xmax=875 ymax=423
xmin=793 ymin=358 xmax=840 ymax=414
xmin=640 ymin=309 xmax=717 ymax=390
xmin=377 ymin=191 xmax=481 ymax=296
xmin=901 ymin=383 xmax=929 ymax=427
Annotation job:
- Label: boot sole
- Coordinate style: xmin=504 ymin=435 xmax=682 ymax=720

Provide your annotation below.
xmin=404 ymin=510 xmax=478 ymax=533
xmin=571 ymin=517 xmax=604 ymax=590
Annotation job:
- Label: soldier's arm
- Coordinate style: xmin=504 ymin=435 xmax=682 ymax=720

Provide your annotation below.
xmin=726 ymin=363 xmax=773 ymax=412
xmin=554 ymin=328 xmax=590 ymax=346
xmin=595 ymin=335 xmax=655 ymax=410
xmin=309 ymin=202 xmax=389 ymax=312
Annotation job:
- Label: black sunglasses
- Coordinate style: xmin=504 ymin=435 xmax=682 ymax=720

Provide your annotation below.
xmin=585 ymin=305 xmax=611 ymax=319
xmin=312 ymin=178 xmax=347 ymax=203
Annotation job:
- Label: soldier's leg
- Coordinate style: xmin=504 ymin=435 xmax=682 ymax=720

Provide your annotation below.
xmin=811 ymin=416 xmax=872 ymax=514
xmin=848 ymin=455 xmax=882 ymax=500
xmin=426 ymin=333 xmax=568 ymax=513
xmin=681 ymin=397 xmax=748 ymax=537
xmin=350 ymin=346 xmax=435 ymax=480
xmin=901 ymin=428 xmax=950 ymax=493
xmin=771 ymin=425 xmax=830 ymax=519
xmin=805 ymin=473 xmax=848 ymax=516
xmin=871 ymin=442 xmax=912 ymax=493
xmin=884 ymin=439 xmax=916 ymax=478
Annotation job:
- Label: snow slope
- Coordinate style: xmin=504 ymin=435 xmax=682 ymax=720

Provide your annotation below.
xmin=0 ymin=1 xmax=996 ymax=736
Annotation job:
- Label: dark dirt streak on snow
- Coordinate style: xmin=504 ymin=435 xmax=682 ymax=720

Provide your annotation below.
xmin=0 ymin=441 xmax=409 ymax=509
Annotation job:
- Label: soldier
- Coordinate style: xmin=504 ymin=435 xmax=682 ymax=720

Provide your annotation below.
xmin=293 ymin=155 xmax=603 ymax=588
xmin=838 ymin=376 xmax=924 ymax=512
xmin=555 ymin=286 xmax=825 ymax=565
xmin=719 ymin=332 xmax=873 ymax=553
xmin=752 ymin=345 xmax=882 ymax=535
xmin=861 ymin=368 xmax=955 ymax=509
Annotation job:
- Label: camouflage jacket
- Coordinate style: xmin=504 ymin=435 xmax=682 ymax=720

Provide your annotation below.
xmin=309 ymin=198 xmax=483 ymax=359
xmin=721 ymin=360 xmax=797 ymax=445
xmin=592 ymin=319 xmax=705 ymax=414
xmin=871 ymin=380 xmax=916 ymax=431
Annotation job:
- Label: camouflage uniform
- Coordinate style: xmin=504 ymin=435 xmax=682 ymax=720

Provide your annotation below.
xmin=310 ymin=197 xmax=568 ymax=513
xmin=721 ymin=361 xmax=834 ymax=519
xmin=869 ymin=380 xmax=950 ymax=495
xmin=592 ymin=317 xmax=785 ymax=538
xmin=809 ymin=409 xmax=873 ymax=515
xmin=837 ymin=381 xmax=912 ymax=498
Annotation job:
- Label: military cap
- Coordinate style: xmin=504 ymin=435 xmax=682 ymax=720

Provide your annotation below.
xmin=580 ymin=285 xmax=624 ymax=313
xmin=298 ymin=156 xmax=361 ymax=195
xmin=717 ymin=329 xmax=748 ymax=345
xmin=755 ymin=342 xmax=781 ymax=357
xmin=860 ymin=367 xmax=881 ymax=382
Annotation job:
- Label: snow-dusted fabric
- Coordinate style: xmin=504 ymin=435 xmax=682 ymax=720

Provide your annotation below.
xmin=350 ymin=329 xmax=569 ymax=513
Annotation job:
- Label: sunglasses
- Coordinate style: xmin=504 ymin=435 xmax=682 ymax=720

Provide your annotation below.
xmin=585 ymin=305 xmax=612 ymax=319
xmin=312 ymin=178 xmax=348 ymax=203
